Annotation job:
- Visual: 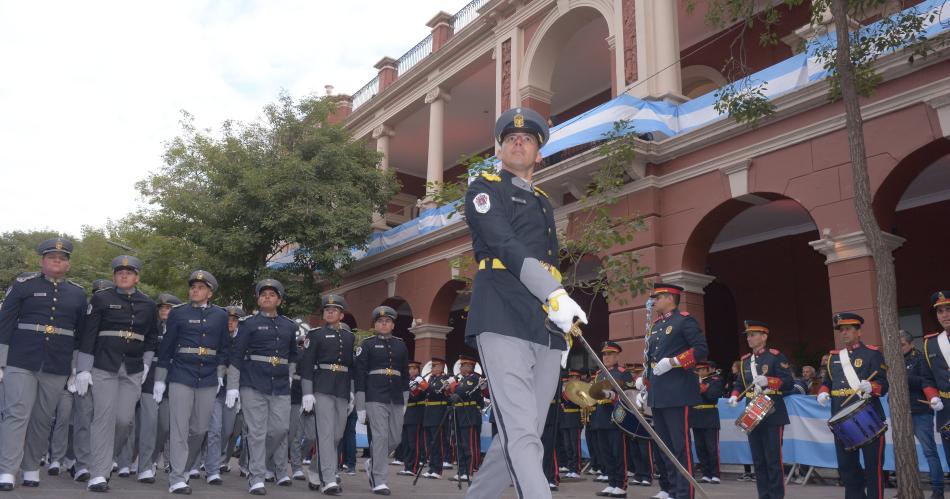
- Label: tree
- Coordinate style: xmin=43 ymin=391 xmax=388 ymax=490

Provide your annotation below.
xmin=137 ymin=92 xmax=399 ymax=316
xmin=696 ymin=1 xmax=941 ymax=495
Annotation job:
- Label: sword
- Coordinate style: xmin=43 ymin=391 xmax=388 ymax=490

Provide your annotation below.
xmin=551 ymin=319 xmax=710 ymax=499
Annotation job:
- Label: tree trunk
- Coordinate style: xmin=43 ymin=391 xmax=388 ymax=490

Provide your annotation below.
xmin=829 ymin=1 xmax=919 ymax=497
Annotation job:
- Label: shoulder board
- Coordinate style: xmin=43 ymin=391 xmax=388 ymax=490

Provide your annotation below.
xmin=171 ymin=302 xmax=186 ymax=309
xmin=480 ymin=172 xmax=501 ymax=182
xmin=830 ymin=349 xmax=839 ymax=354
xmin=533 ymin=186 xmax=548 ymax=198
xmin=278 ymin=315 xmax=297 ymax=324
xmin=238 ymin=315 xmax=252 ymax=322
xmin=769 ymin=348 xmax=780 ymax=355
xmin=741 ymin=353 xmax=751 ymax=360
xmin=66 ymin=279 xmax=85 ymax=289
xmin=865 ymin=344 xmax=880 ymax=351
xmin=925 ymin=332 xmax=941 ymax=339
xmin=392 ymin=335 xmax=404 ymax=341
xmin=15 ymin=272 xmax=40 ymax=283
xmin=679 ymin=311 xmax=690 ymax=316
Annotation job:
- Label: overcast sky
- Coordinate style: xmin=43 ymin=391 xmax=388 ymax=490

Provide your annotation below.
xmin=0 ymin=0 xmax=471 ymax=236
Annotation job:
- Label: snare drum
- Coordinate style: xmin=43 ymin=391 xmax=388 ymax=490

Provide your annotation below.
xmin=611 ymin=401 xmax=650 ymax=439
xmin=735 ymin=393 xmax=774 ymax=434
xmin=827 ymin=398 xmax=887 ymax=451
xmin=939 ymin=420 xmax=950 ymax=441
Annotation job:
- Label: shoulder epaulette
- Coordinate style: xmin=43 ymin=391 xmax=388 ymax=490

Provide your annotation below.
xmin=480 ymin=172 xmax=501 ymax=182
xmin=866 ymin=344 xmax=880 ymax=351
xmin=680 ymin=311 xmax=690 ymax=316
xmin=238 ymin=315 xmax=252 ymax=322
xmin=171 ymin=302 xmax=186 ymax=309
xmin=830 ymin=349 xmax=839 ymax=354
xmin=392 ymin=335 xmax=404 ymax=341
xmin=533 ymin=186 xmax=548 ymax=198
xmin=66 ymin=279 xmax=85 ymax=289
xmin=741 ymin=353 xmax=751 ymax=360
xmin=15 ymin=272 xmax=40 ymax=283
xmin=769 ymin=348 xmax=780 ymax=355
xmin=925 ymin=332 xmax=941 ymax=339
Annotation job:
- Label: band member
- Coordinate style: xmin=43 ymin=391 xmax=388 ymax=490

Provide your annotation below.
xmin=203 ymin=305 xmax=244 ymax=485
xmin=450 ymin=355 xmax=483 ymax=483
xmin=690 ymin=360 xmax=721 ymax=485
xmin=463 ymin=107 xmax=586 ymax=499
xmin=0 ymin=238 xmax=87 ymax=491
xmin=817 ymin=312 xmax=889 ymax=499
xmin=901 ymin=329 xmax=944 ymax=499
xmin=625 ymin=363 xmax=652 ymax=487
xmin=154 ymin=270 xmax=230 ymax=494
xmin=299 ymin=294 xmax=355 ymax=495
xmin=77 ymin=255 xmax=159 ymax=492
xmin=638 ymin=283 xmax=708 ymax=499
xmin=727 ymin=321 xmax=793 ymax=499
xmin=421 ymin=357 xmax=453 ymax=479
xmin=590 ymin=341 xmax=632 ymax=498
xmin=354 ymin=305 xmax=409 ymax=496
xmin=923 ymin=291 xmax=950 ymax=499
xmin=559 ymin=370 xmax=583 ymax=481
xmin=397 ymin=361 xmax=426 ymax=477
xmin=225 ymin=279 xmax=297 ymax=495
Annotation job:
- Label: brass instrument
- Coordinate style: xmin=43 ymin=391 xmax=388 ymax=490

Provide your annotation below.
xmin=580 ymin=405 xmax=594 ymax=425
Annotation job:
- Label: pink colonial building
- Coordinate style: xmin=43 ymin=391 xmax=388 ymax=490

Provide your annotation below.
xmin=323 ymin=0 xmax=950 ymax=373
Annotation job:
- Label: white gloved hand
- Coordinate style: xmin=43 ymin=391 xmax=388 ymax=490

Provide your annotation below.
xmin=728 ymin=395 xmax=739 ymax=407
xmin=931 ymin=397 xmax=944 ymax=412
xmin=75 ymin=371 xmax=93 ymax=396
xmin=414 ymin=376 xmax=424 ymax=384
xmin=0 ymin=366 xmax=4 ymax=384
xmin=546 ymin=289 xmax=588 ymax=333
xmin=817 ymin=391 xmax=830 ymax=407
xmin=225 ymin=389 xmax=240 ymax=409
xmin=857 ymin=380 xmax=873 ymax=399
xmin=653 ymin=357 xmax=677 ymax=376
xmin=357 ymin=410 xmax=366 ymax=425
xmin=302 ymin=394 xmax=315 ymax=412
xmin=635 ymin=391 xmax=647 ymax=410
xmin=635 ymin=377 xmax=645 ymax=391
xmin=217 ymin=377 xmax=224 ymax=394
xmin=753 ymin=375 xmax=769 ymax=388
xmin=153 ymin=381 xmax=166 ymax=403
xmin=67 ymin=375 xmax=77 ymax=394
xmin=601 ymin=389 xmax=616 ymax=401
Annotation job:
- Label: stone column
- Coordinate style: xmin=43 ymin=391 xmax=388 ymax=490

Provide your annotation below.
xmin=659 ymin=270 xmax=716 ymax=331
xmin=422 ymin=87 xmax=451 ymax=210
xmin=809 ymin=229 xmax=906 ymax=346
xmin=409 ymin=323 xmax=453 ymax=362
xmin=371 ymin=124 xmax=395 ymax=231
xmin=633 ymin=0 xmax=685 ymax=102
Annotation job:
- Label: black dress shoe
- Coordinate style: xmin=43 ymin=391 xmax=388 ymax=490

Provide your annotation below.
xmin=308 ymin=482 xmax=321 ymax=491
xmin=47 ymin=467 xmax=60 ymax=476
xmin=138 ymin=476 xmax=155 ymax=484
xmin=265 ymin=476 xmax=275 ymax=483
xmin=0 ymin=483 xmax=12 ymax=492
xmin=21 ymin=480 xmax=39 ymax=487
xmin=171 ymin=486 xmax=192 ymax=495
xmin=75 ymin=471 xmax=91 ymax=482
xmin=88 ymin=482 xmax=109 ymax=493
xmin=323 ymin=484 xmax=342 ymax=496
xmin=207 ymin=477 xmax=222 ymax=485
xmin=249 ymin=487 xmax=267 ymax=495
xmin=373 ymin=487 xmax=391 ymax=495
xmin=118 ymin=471 xmax=129 ymax=478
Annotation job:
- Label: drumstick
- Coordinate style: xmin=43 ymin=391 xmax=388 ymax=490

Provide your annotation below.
xmin=841 ymin=370 xmax=878 ymax=406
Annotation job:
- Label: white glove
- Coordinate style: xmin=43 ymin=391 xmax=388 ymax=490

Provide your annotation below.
xmin=347 ymin=392 xmax=355 ymax=414
xmin=141 ymin=364 xmax=149 ymax=385
xmin=217 ymin=376 xmax=224 ymax=394
xmin=728 ymin=395 xmax=739 ymax=407
xmin=817 ymin=391 xmax=830 ymax=406
xmin=225 ymin=389 xmax=240 ymax=409
xmin=635 ymin=377 xmax=645 ymax=391
xmin=153 ymin=381 xmax=166 ymax=403
xmin=302 ymin=394 xmax=315 ymax=412
xmin=635 ymin=391 xmax=647 ymax=409
xmin=753 ymin=375 xmax=768 ymax=388
xmin=357 ymin=410 xmax=366 ymax=425
xmin=75 ymin=371 xmax=93 ymax=396
xmin=0 ymin=366 xmax=4 ymax=384
xmin=931 ymin=397 xmax=944 ymax=412
xmin=546 ymin=289 xmax=588 ymax=333
xmin=857 ymin=380 xmax=873 ymax=399
xmin=601 ymin=389 xmax=616 ymax=401
xmin=67 ymin=376 xmax=77 ymax=394
xmin=653 ymin=357 xmax=677 ymax=376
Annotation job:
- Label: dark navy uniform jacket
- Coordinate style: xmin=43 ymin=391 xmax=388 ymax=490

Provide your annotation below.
xmin=690 ymin=374 xmax=723 ymax=429
xmin=157 ymin=303 xmax=230 ymax=388
xmin=905 ymin=347 xmax=936 ymax=414
xmin=819 ymin=342 xmax=889 ymax=417
xmin=590 ymin=366 xmax=632 ymax=431
xmin=404 ymin=379 xmax=428 ymax=426
xmin=0 ymin=273 xmax=86 ymax=376
xmin=731 ymin=349 xmax=794 ymax=426
xmin=464 ymin=170 xmax=565 ymax=351
xmin=423 ymin=373 xmax=453 ymax=427
xmin=291 ymin=344 xmax=306 ymax=405
xmin=645 ymin=309 xmax=708 ymax=409
xmin=451 ymin=372 xmax=484 ymax=428
xmin=559 ymin=390 xmax=582 ymax=430
xmin=354 ymin=334 xmax=409 ymax=405
xmin=922 ymin=332 xmax=950 ymax=426
xmin=79 ymin=287 xmax=158 ymax=375
xmin=230 ymin=313 xmax=298 ymax=396
xmin=299 ymin=323 xmax=355 ymax=400
xmin=142 ymin=319 xmax=167 ymax=395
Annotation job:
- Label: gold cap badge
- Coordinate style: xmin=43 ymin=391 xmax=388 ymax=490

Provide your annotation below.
xmin=55 ymin=240 xmax=63 ymax=250
xmin=513 ymin=113 xmax=525 ymax=128
xmin=122 ymin=257 xmax=129 ymax=266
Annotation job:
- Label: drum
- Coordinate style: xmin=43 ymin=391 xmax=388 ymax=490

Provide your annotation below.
xmin=939 ymin=420 xmax=950 ymax=441
xmin=827 ymin=398 xmax=887 ymax=451
xmin=611 ymin=401 xmax=650 ymax=439
xmin=735 ymin=393 xmax=774 ymax=434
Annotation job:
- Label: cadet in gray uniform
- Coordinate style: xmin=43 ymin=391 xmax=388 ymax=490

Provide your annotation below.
xmin=354 ymin=306 xmax=409 ymax=496
xmin=300 ymin=294 xmax=355 ymax=496
xmin=288 ymin=319 xmax=313 ymax=481
xmin=0 ymin=238 xmax=88 ymax=491
xmin=154 ymin=270 xmax=230 ymax=494
xmin=77 ymin=255 xmax=159 ymax=492
xmin=136 ymin=292 xmax=179 ymax=483
xmin=463 ymin=109 xmax=587 ymax=499
xmin=203 ymin=304 xmax=244 ymax=485
xmin=226 ymin=279 xmax=297 ymax=495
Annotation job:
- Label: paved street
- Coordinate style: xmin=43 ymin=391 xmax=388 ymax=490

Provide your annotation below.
xmin=0 ymin=461 xmax=856 ymax=498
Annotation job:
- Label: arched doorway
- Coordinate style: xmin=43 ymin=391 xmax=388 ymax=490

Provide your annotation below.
xmin=380 ymin=296 xmax=416 ymax=360
xmin=430 ymin=280 xmax=477 ymax=370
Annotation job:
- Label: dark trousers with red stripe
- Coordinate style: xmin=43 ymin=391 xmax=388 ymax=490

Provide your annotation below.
xmin=835 ymin=433 xmax=884 ymax=499
xmin=628 ymin=435 xmax=652 ymax=482
xmin=692 ymin=427 xmax=720 ymax=479
xmin=593 ymin=428 xmax=627 ymax=490
xmin=541 ymin=422 xmax=559 ymax=485
xmin=559 ymin=428 xmax=581 ymax=473
xmin=456 ymin=425 xmax=478 ymax=478
xmin=402 ymin=424 xmax=423 ymax=473
xmin=748 ymin=424 xmax=784 ymax=499
xmin=425 ymin=426 xmax=445 ymax=474
xmin=653 ymin=406 xmax=693 ymax=499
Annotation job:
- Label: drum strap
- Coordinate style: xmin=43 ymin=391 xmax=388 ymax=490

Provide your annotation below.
xmin=936 ymin=331 xmax=950 ymax=370
xmin=838 ymin=349 xmax=860 ymax=391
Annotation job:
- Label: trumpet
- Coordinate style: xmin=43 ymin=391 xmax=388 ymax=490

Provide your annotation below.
xmin=580 ymin=405 xmax=594 ymax=426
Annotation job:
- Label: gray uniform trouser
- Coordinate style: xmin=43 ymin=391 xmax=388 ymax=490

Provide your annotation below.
xmin=70 ymin=390 xmax=94 ymax=471
xmin=240 ymin=388 xmax=290 ymax=486
xmin=167 ymin=383 xmax=216 ymax=485
xmin=49 ymin=389 xmax=73 ymax=464
xmin=289 ymin=404 xmax=312 ymax=472
xmin=137 ymin=393 xmax=169 ymax=468
xmin=366 ymin=400 xmax=405 ymax=487
xmin=205 ymin=396 xmax=238 ymax=474
xmin=0 ymin=367 xmax=67 ymax=474
xmin=465 ymin=332 xmax=561 ymax=499
xmin=90 ymin=366 xmax=141 ymax=479
xmin=309 ymin=392 xmax=347 ymax=485
xmin=116 ymin=405 xmax=138 ymax=469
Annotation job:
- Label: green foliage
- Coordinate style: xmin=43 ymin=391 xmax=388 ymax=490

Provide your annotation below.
xmin=136 ymin=92 xmax=399 ymax=315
